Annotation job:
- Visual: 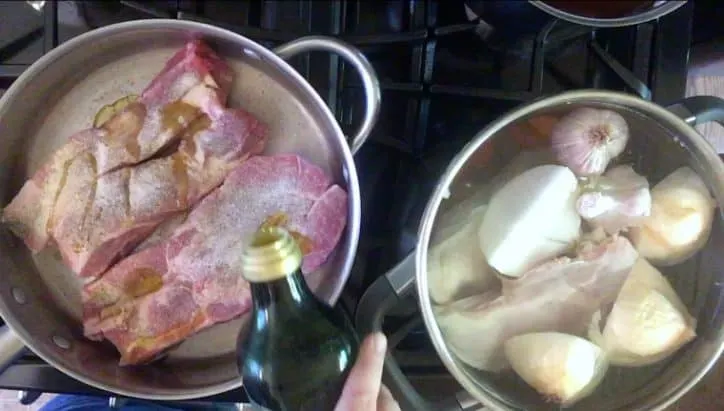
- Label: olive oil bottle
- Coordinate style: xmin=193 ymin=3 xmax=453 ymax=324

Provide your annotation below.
xmin=237 ymin=226 xmax=359 ymax=411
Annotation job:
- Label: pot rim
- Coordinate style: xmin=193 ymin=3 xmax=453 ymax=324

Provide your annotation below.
xmin=415 ymin=89 xmax=724 ymax=411
xmin=528 ymin=0 xmax=687 ymax=28
xmin=0 ymin=18 xmax=362 ymax=401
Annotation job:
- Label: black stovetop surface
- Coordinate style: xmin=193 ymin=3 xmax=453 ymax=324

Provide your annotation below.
xmin=0 ymin=0 xmax=695 ymax=407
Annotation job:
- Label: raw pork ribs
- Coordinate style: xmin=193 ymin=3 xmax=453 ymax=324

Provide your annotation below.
xmin=82 ymin=155 xmax=348 ymax=365
xmin=3 ymin=40 xmax=267 ymax=278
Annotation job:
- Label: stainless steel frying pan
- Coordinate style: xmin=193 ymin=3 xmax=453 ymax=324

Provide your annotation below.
xmin=0 ymin=19 xmax=380 ymax=400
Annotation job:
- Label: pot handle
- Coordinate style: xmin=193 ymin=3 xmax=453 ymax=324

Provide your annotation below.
xmin=274 ymin=36 xmax=381 ymax=155
xmin=667 ymin=99 xmax=724 ymax=337
xmin=666 ymin=96 xmax=724 ymax=134
xmin=0 ymin=325 xmax=26 ymax=374
xmin=355 ymin=253 xmax=486 ymax=411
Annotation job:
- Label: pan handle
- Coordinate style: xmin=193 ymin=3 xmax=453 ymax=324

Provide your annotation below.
xmin=666 ymin=96 xmax=724 ymax=138
xmin=0 ymin=326 xmax=26 ymax=374
xmin=273 ymin=36 xmax=381 ymax=155
xmin=355 ymin=253 xmax=486 ymax=411
xmin=667 ymin=95 xmax=724 ymax=163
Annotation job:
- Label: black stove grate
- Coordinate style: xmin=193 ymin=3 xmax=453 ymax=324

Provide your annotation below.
xmin=0 ymin=0 xmax=694 ymax=406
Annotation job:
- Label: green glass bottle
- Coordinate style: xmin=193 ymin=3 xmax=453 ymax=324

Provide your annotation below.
xmin=237 ymin=226 xmax=359 ymax=411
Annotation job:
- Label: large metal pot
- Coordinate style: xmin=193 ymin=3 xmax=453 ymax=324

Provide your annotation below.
xmin=357 ymin=90 xmax=724 ymax=410
xmin=0 ymin=20 xmax=380 ymax=400
xmin=528 ymin=0 xmax=687 ymax=28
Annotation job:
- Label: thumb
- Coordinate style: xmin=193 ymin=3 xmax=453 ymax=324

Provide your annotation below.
xmin=335 ymin=332 xmax=387 ymax=411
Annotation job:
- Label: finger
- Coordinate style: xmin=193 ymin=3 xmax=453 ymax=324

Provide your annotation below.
xmin=377 ymin=384 xmax=401 ymax=411
xmin=334 ymin=332 xmax=387 ymax=411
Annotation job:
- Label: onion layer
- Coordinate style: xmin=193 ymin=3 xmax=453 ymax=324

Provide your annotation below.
xmin=588 ymin=258 xmax=696 ymax=367
xmin=629 ymin=167 xmax=716 ymax=266
xmin=504 ymin=332 xmax=608 ymax=406
xmin=428 ymin=205 xmax=498 ymax=305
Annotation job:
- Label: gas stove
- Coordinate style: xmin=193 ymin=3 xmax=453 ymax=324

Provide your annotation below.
xmin=0 ymin=0 xmax=694 ymax=409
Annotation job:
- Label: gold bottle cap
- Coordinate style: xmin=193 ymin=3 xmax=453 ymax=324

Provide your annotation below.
xmin=241 ymin=226 xmax=303 ymax=283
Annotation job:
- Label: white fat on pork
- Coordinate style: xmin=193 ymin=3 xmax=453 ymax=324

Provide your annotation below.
xmin=434 ymin=235 xmax=638 ymax=372
xmin=576 ymin=165 xmax=652 ymax=234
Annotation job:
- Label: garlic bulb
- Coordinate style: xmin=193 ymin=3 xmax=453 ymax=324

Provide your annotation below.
xmin=551 ymin=107 xmax=629 ymax=176
xmin=576 ymin=165 xmax=651 ymax=234
xmin=479 ymin=165 xmax=581 ymax=277
xmin=428 ymin=205 xmax=498 ymax=305
xmin=588 ymin=258 xmax=696 ymax=367
xmin=629 ymin=167 xmax=716 ymax=266
xmin=504 ymin=332 xmax=608 ymax=406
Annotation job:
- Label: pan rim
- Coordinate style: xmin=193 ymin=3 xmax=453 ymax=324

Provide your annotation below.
xmin=0 ymin=18 xmax=362 ymax=401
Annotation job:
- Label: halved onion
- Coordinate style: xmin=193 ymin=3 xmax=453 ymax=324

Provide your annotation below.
xmin=504 ymin=332 xmax=608 ymax=406
xmin=629 ymin=167 xmax=715 ymax=266
xmin=428 ymin=205 xmax=498 ymax=305
xmin=588 ymin=258 xmax=696 ymax=367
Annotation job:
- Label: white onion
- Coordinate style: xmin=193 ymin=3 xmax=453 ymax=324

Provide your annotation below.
xmin=551 ymin=107 xmax=629 ymax=176
xmin=588 ymin=258 xmax=696 ymax=367
xmin=629 ymin=167 xmax=716 ymax=266
xmin=576 ymin=165 xmax=651 ymax=234
xmin=478 ymin=165 xmax=581 ymax=277
xmin=504 ymin=332 xmax=608 ymax=406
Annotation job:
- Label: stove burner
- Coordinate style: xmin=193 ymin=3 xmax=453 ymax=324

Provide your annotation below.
xmin=464 ymin=1 xmax=551 ymax=41
xmin=77 ymin=1 xmax=172 ymax=28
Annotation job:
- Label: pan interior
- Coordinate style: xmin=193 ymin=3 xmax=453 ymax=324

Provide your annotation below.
xmin=0 ymin=24 xmax=352 ymax=398
xmin=424 ymin=99 xmax=724 ymax=411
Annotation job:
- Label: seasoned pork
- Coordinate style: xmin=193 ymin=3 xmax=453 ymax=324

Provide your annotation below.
xmin=82 ymin=154 xmax=348 ymax=365
xmin=2 ymin=41 xmax=267 ymax=279
xmin=49 ymin=105 xmax=267 ymax=278
xmin=2 ymin=40 xmax=233 ymax=253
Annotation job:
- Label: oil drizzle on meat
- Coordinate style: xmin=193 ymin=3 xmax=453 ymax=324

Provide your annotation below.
xmin=259 ymin=212 xmax=315 ymax=255
xmin=125 ymin=267 xmax=164 ymax=298
xmin=101 ymin=102 xmax=147 ymax=160
xmin=161 ymin=101 xmax=201 ymax=137
xmin=180 ymin=114 xmax=212 ymax=159
xmin=172 ymin=153 xmax=189 ymax=209
xmin=45 ymin=158 xmax=73 ymax=233
xmin=76 ymin=153 xmax=98 ymax=253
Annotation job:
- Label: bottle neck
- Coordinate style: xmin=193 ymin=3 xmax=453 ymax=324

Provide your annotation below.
xmin=249 ymin=270 xmax=313 ymax=310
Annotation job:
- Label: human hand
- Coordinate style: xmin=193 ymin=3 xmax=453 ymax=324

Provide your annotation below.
xmin=334 ymin=332 xmax=401 ymax=411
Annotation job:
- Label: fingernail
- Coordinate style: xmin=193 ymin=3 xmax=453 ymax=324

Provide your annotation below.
xmin=372 ymin=332 xmax=387 ymax=354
